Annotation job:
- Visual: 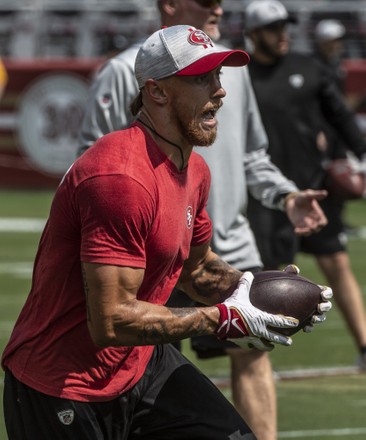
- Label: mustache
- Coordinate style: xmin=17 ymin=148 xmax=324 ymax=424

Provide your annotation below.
xmin=203 ymin=100 xmax=223 ymax=114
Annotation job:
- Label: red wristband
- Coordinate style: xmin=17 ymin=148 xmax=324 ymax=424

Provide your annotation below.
xmin=215 ymin=304 xmax=250 ymax=340
xmin=215 ymin=304 xmax=230 ymax=340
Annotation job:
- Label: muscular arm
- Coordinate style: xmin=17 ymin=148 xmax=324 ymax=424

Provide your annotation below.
xmin=82 ymin=261 xmax=220 ymax=348
xmin=177 ymin=242 xmax=242 ymax=304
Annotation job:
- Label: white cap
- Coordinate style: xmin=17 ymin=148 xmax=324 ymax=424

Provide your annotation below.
xmin=245 ymin=0 xmax=297 ymax=32
xmin=135 ymin=25 xmax=250 ymax=89
xmin=314 ymin=19 xmax=346 ymax=42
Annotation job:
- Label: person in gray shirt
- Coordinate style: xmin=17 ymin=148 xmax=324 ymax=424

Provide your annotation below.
xmin=78 ymin=1 xmax=327 ymax=439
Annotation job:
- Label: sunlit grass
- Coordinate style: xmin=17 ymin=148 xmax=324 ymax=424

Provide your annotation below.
xmin=1 ymin=191 xmax=366 ymax=438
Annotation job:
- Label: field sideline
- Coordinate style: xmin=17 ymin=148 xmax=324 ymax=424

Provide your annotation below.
xmin=1 ymin=191 xmax=366 ymax=439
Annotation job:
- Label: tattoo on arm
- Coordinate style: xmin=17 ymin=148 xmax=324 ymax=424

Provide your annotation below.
xmin=192 ymin=258 xmax=241 ymax=301
xmin=138 ymin=308 xmax=207 ymax=344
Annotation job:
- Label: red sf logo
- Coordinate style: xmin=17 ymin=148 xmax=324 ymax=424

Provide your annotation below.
xmin=186 ymin=206 xmax=194 ymax=229
xmin=188 ymin=29 xmax=213 ymax=48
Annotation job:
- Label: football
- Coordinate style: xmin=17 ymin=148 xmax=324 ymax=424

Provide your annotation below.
xmin=249 ymin=267 xmax=323 ymax=336
xmin=325 ymin=158 xmax=366 ymax=201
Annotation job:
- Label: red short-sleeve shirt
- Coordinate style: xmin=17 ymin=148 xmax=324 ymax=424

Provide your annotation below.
xmin=2 ymin=123 xmax=212 ymax=402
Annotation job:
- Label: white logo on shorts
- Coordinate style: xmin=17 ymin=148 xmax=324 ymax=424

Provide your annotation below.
xmin=288 ymin=74 xmax=304 ymax=88
xmin=57 ymin=409 xmax=74 ymax=425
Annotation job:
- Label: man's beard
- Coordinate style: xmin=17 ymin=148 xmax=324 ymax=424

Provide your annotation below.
xmin=257 ymin=37 xmax=284 ymax=62
xmin=170 ymin=100 xmax=219 ymax=147
xmin=184 ymin=120 xmax=217 ymax=147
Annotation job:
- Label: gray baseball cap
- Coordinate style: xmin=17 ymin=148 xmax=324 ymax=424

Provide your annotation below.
xmin=245 ymin=0 xmax=297 ymax=32
xmin=135 ymin=25 xmax=250 ymax=89
xmin=314 ymin=19 xmax=346 ymax=42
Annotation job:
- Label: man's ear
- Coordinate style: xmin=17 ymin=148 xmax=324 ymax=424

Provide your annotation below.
xmin=159 ymin=0 xmax=179 ymax=16
xmin=144 ymin=79 xmax=169 ymax=105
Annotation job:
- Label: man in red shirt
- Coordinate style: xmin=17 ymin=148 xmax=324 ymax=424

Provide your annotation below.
xmin=2 ymin=25 xmax=332 ymax=439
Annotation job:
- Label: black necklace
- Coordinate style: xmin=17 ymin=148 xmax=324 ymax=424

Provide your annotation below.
xmin=137 ymin=118 xmax=185 ymax=171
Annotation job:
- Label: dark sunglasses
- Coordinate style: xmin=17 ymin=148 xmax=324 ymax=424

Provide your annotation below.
xmin=263 ymin=21 xmax=288 ymax=32
xmin=192 ymin=0 xmax=223 ymax=8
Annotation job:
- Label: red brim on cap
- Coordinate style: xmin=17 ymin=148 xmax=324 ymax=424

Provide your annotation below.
xmin=176 ymin=50 xmax=250 ymax=76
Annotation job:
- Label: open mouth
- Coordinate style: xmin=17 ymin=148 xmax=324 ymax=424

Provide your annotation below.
xmin=202 ymin=108 xmax=217 ymax=121
xmin=201 ymin=108 xmax=219 ymax=129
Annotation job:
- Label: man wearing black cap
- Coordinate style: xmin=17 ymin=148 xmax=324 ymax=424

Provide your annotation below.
xmin=245 ymin=0 xmax=366 ymax=371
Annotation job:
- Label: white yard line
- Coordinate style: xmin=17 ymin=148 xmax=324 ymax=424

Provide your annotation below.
xmin=278 ymin=427 xmax=366 ymax=438
xmin=273 ymin=365 xmax=362 ymax=380
xmin=0 ymin=217 xmax=46 ymax=232
xmin=211 ymin=365 xmax=363 ymax=389
xmin=0 ymin=262 xmax=33 ymax=276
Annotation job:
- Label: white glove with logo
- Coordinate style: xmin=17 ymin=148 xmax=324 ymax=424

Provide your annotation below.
xmin=215 ymin=272 xmax=299 ymax=351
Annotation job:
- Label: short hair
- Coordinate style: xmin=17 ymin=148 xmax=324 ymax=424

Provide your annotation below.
xmin=130 ymin=91 xmax=143 ymax=117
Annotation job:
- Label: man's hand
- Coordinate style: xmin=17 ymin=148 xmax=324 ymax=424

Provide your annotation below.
xmin=215 ymin=272 xmax=298 ymax=351
xmin=284 ymin=189 xmax=328 ymax=236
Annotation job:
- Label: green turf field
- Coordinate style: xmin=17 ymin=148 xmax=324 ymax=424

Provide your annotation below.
xmin=1 ymin=190 xmax=366 ymax=439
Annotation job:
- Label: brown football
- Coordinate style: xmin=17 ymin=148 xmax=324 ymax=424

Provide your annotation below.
xmin=325 ymin=158 xmax=366 ymax=200
xmin=250 ymin=270 xmax=323 ymax=336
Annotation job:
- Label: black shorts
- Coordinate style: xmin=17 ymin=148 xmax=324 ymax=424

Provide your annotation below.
xmin=3 ymin=345 xmax=255 ymax=440
xmin=247 ymin=194 xmax=347 ymax=268
xmin=168 ymin=267 xmax=262 ymax=360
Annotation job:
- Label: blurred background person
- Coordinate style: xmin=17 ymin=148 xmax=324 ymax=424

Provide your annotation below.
xmin=244 ymin=0 xmax=366 ymax=370
xmin=313 ymin=18 xmax=362 ymax=233
xmin=313 ymin=19 xmax=346 ymax=93
xmin=0 ymin=58 xmax=7 ymax=100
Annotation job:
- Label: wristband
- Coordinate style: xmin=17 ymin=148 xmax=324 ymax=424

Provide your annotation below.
xmin=215 ymin=304 xmax=250 ymax=340
xmin=278 ymin=192 xmax=298 ymax=211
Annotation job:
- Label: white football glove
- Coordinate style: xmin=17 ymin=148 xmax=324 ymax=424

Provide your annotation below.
xmin=283 ymin=264 xmax=333 ymax=333
xmin=215 ymin=272 xmax=299 ymax=351
xmin=303 ymin=284 xmax=333 ymax=332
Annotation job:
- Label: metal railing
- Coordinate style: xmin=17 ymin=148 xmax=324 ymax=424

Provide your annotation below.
xmin=0 ymin=0 xmax=365 ymax=58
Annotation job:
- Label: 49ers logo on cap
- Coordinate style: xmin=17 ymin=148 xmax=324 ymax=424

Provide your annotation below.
xmin=187 ymin=29 xmax=213 ymax=48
